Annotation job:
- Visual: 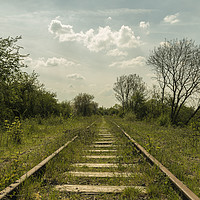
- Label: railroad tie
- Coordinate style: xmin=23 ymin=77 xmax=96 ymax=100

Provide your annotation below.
xmin=55 ymin=185 xmax=146 ymax=194
xmin=54 ymin=121 xmax=146 ymax=196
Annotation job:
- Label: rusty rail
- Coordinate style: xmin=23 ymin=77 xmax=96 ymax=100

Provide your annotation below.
xmin=0 ymin=136 xmax=78 ymax=199
xmin=0 ymin=120 xmax=96 ymax=199
xmin=112 ymin=121 xmax=200 ymax=200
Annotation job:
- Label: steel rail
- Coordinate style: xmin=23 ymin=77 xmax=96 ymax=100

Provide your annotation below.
xmin=112 ymin=121 xmax=200 ymax=200
xmin=0 ymin=136 xmax=78 ymax=199
xmin=0 ymin=120 xmax=97 ymax=199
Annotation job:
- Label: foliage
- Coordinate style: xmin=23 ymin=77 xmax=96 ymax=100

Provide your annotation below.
xmin=157 ymin=113 xmax=171 ymax=127
xmin=113 ymin=74 xmax=146 ymax=112
xmin=130 ymin=91 xmax=147 ymax=119
xmin=58 ymin=101 xmax=72 ymax=118
xmin=0 ymin=116 xmax=96 ymax=192
xmin=111 ymin=116 xmax=200 ymax=197
xmin=73 ymin=93 xmax=98 ymax=116
xmin=4 ymin=117 xmax=23 ymax=144
xmin=147 ymin=38 xmax=200 ymax=124
xmin=124 ymin=112 xmax=137 ymax=121
xmin=0 ymin=36 xmax=27 ymax=81
xmin=0 ymin=36 xmax=62 ymax=123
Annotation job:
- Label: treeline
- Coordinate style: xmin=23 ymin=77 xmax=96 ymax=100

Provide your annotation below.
xmin=1 ymin=36 xmax=200 ymax=127
xmin=109 ymin=38 xmax=200 ymax=126
xmin=0 ymin=36 xmax=59 ymax=123
xmin=0 ymin=36 xmax=98 ymax=125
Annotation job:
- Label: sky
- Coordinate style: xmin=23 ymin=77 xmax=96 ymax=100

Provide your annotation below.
xmin=1 ymin=0 xmax=200 ymax=107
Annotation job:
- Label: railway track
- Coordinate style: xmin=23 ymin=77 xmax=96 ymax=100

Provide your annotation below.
xmin=0 ymin=118 xmax=199 ymax=199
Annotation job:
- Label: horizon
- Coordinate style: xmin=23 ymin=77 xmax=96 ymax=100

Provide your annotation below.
xmin=1 ymin=0 xmax=200 ymax=107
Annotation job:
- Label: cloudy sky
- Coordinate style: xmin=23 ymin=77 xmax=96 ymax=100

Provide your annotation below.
xmin=1 ymin=0 xmax=200 ymax=107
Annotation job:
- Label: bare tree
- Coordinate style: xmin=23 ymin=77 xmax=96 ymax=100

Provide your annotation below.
xmin=147 ymin=38 xmax=200 ymax=124
xmin=113 ymin=75 xmax=126 ymax=111
xmin=113 ymin=74 xmax=145 ymax=112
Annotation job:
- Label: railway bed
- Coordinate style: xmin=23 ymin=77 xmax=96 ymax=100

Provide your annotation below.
xmin=0 ymin=118 xmax=199 ymax=199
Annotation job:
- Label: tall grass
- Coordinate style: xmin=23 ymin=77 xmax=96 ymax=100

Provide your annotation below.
xmin=110 ymin=116 xmax=200 ymax=197
xmin=0 ymin=115 xmax=98 ymax=191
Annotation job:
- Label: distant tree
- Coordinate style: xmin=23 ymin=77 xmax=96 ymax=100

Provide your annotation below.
xmin=113 ymin=74 xmax=146 ymax=112
xmin=145 ymin=85 xmax=164 ymax=119
xmin=0 ymin=36 xmax=28 ymax=122
xmin=0 ymin=36 xmax=28 ymax=82
xmin=113 ymin=75 xmax=126 ymax=111
xmin=147 ymin=38 xmax=200 ymax=124
xmin=0 ymin=36 xmax=62 ymax=122
xmin=130 ymin=91 xmax=146 ymax=119
xmin=59 ymin=101 xmax=72 ymax=118
xmin=73 ymin=93 xmax=98 ymax=116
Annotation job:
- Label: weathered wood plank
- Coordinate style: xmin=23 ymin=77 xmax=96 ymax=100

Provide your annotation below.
xmin=97 ymin=138 xmax=114 ymax=140
xmin=91 ymin=145 xmax=116 ymax=148
xmin=72 ymin=163 xmax=135 ymax=168
xmin=55 ymin=185 xmax=146 ymax=193
xmin=84 ymin=155 xmax=116 ymax=159
xmin=67 ymin=171 xmax=133 ymax=177
xmin=94 ymin=141 xmax=115 ymax=144
xmin=85 ymin=149 xmax=117 ymax=152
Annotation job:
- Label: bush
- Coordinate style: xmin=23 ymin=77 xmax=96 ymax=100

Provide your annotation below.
xmin=5 ymin=117 xmax=23 ymax=144
xmin=124 ymin=112 xmax=137 ymax=122
xmin=157 ymin=114 xmax=170 ymax=127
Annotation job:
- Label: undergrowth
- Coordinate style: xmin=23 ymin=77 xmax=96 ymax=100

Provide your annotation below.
xmin=109 ymin=116 xmax=200 ymax=198
xmin=0 ymin=115 xmax=98 ymax=192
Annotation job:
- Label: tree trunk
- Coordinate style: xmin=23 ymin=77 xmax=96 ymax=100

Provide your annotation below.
xmin=185 ymin=105 xmax=200 ymax=125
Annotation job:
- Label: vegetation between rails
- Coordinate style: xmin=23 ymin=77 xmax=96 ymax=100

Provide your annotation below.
xmin=1 ymin=35 xmax=200 ymax=199
xmin=3 ymin=118 xmax=182 ymax=200
xmin=0 ymin=115 xmax=98 ymax=192
xmin=109 ymin=116 xmax=200 ymax=197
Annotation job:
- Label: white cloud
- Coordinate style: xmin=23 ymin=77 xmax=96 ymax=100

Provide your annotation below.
xmin=164 ymin=13 xmax=180 ymax=24
xmin=106 ymin=49 xmax=128 ymax=57
xmin=105 ymin=16 xmax=112 ymax=24
xmin=139 ymin=21 xmax=150 ymax=35
xmin=46 ymin=57 xmax=75 ymax=67
xmin=109 ymin=56 xmax=146 ymax=68
xmin=139 ymin=21 xmax=150 ymax=29
xmin=48 ymin=18 xmax=141 ymax=52
xmin=66 ymin=73 xmax=85 ymax=80
xmin=25 ymin=57 xmax=77 ymax=68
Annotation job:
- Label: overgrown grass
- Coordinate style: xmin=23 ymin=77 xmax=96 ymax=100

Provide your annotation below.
xmin=14 ymin=117 xmax=181 ymax=199
xmin=0 ymin=116 xmax=190 ymax=199
xmin=109 ymin=116 xmax=200 ymax=198
xmin=15 ymin=122 xmax=98 ymax=199
xmin=0 ymin=115 xmax=98 ymax=192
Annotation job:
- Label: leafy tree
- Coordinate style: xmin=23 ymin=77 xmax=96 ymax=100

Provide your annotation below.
xmin=0 ymin=36 xmax=61 ymax=122
xmin=0 ymin=36 xmax=28 ymax=122
xmin=0 ymin=36 xmax=27 ymax=82
xmin=113 ymin=74 xmax=146 ymax=112
xmin=113 ymin=75 xmax=126 ymax=111
xmin=147 ymin=38 xmax=200 ymax=124
xmin=59 ymin=101 xmax=72 ymax=118
xmin=130 ymin=91 xmax=146 ymax=119
xmin=73 ymin=93 xmax=98 ymax=116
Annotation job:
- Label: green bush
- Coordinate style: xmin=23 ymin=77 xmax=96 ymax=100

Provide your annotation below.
xmin=124 ymin=112 xmax=137 ymax=122
xmin=5 ymin=117 xmax=23 ymax=144
xmin=157 ymin=114 xmax=171 ymax=127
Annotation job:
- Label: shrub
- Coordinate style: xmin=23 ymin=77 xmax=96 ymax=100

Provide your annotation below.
xmin=157 ymin=114 xmax=171 ymax=127
xmin=124 ymin=112 xmax=137 ymax=122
